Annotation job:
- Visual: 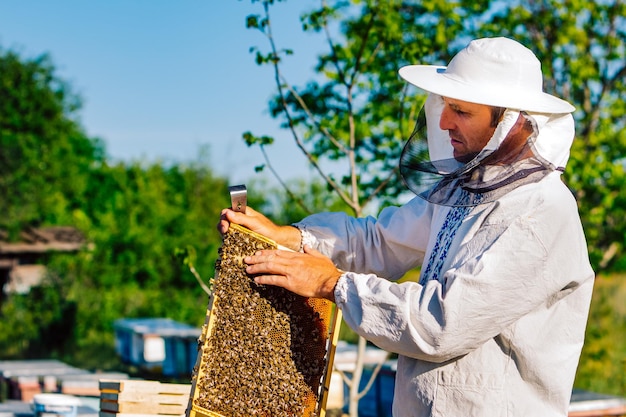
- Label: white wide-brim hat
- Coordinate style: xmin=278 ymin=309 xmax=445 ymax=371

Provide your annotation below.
xmin=398 ymin=37 xmax=575 ymax=114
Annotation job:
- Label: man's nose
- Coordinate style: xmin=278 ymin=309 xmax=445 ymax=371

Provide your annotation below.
xmin=439 ymin=107 xmax=454 ymax=131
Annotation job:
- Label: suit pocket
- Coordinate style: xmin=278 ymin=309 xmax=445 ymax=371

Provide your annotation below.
xmin=433 ymin=370 xmax=506 ymax=417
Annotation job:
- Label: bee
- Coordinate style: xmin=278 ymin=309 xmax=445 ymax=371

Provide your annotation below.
xmin=190 ymin=226 xmax=330 ymax=417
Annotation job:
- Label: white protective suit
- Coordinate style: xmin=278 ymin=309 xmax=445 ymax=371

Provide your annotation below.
xmin=294 ymin=107 xmax=595 ymax=416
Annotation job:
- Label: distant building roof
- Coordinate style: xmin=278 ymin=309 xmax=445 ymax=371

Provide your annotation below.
xmin=0 ymin=227 xmax=86 ymax=254
xmin=0 ymin=226 xmax=88 ymax=294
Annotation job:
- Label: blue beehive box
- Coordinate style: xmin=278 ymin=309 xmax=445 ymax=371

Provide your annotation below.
xmin=342 ymin=359 xmax=397 ymax=417
xmin=113 ymin=318 xmax=201 ymax=377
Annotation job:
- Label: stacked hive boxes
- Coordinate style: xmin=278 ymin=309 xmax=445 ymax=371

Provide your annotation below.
xmin=0 ymin=360 xmax=89 ymax=401
xmin=99 ymin=380 xmax=191 ymax=417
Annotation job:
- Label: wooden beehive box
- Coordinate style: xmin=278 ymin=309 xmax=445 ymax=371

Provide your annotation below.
xmin=100 ymin=379 xmax=191 ymax=417
xmin=186 ymin=224 xmax=342 ymax=417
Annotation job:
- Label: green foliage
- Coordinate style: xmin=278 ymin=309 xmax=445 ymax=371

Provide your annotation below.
xmin=0 ymin=157 xmax=231 ymax=368
xmin=55 ymin=161 xmax=231 ymax=362
xmin=0 ymin=273 xmax=76 ymax=358
xmin=79 ymin=161 xmax=229 ymax=292
xmin=174 ymin=245 xmax=213 ymax=296
xmin=0 ymin=47 xmax=233 ymax=370
xmin=253 ymin=177 xmax=351 ymax=224
xmin=575 ymin=275 xmax=626 ymax=396
xmin=0 ymin=48 xmax=105 ymax=235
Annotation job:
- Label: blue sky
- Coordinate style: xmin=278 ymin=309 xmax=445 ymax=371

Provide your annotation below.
xmin=0 ymin=1 xmax=324 ymax=185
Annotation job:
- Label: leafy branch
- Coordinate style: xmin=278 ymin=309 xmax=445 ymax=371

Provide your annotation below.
xmin=174 ymin=246 xmax=213 ymax=296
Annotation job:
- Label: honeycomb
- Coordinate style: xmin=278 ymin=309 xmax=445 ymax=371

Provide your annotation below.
xmin=187 ymin=223 xmax=341 ymax=417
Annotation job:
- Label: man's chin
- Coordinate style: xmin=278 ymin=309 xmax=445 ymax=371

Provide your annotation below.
xmin=453 ymin=152 xmax=477 ymax=163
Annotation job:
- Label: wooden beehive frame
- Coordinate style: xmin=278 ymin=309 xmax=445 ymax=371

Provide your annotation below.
xmin=186 ymin=224 xmax=342 ymax=417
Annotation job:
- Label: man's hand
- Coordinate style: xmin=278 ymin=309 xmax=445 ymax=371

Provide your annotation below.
xmin=244 ymin=245 xmax=342 ymax=302
xmin=217 ymin=206 xmax=302 ymax=251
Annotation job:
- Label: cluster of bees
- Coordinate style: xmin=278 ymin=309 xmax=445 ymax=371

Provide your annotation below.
xmin=190 ymin=225 xmax=332 ymax=417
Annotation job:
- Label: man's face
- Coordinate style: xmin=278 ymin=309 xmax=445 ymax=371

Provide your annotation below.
xmin=439 ymin=97 xmax=497 ymax=163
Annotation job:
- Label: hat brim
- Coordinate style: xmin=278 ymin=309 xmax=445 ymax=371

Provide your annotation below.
xmin=399 ymin=65 xmax=575 ymax=114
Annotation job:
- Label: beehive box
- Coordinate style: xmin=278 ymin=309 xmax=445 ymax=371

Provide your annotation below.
xmin=113 ymin=318 xmax=201 ymax=377
xmin=187 ymin=224 xmax=342 ymax=417
xmin=0 ymin=359 xmax=88 ymax=401
xmin=99 ymin=379 xmax=191 ymax=417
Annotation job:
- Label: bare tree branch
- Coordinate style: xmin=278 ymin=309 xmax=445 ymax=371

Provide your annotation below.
xmin=258 ymin=144 xmax=314 ymax=215
xmin=263 ymin=2 xmax=357 ymax=211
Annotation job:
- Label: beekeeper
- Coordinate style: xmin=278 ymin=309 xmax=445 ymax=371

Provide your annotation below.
xmin=219 ymin=37 xmax=595 ymax=417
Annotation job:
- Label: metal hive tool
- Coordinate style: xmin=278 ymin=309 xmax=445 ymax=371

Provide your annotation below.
xmin=186 ymin=222 xmax=342 ymax=417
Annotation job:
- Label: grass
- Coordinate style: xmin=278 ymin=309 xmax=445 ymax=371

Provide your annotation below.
xmin=574 ymin=273 xmax=626 ymax=397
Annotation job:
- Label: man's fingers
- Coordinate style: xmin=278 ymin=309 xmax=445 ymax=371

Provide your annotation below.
xmin=245 ymin=250 xmax=290 ymax=275
xmin=246 ymin=249 xmax=294 ymax=262
xmin=253 ymin=274 xmax=288 ymax=287
xmin=245 ymin=251 xmax=291 ymax=288
xmin=217 ymin=208 xmax=247 ymax=233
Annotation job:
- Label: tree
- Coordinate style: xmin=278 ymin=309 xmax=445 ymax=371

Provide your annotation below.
xmin=242 ymin=0 xmax=626 ymax=413
xmin=0 ymin=48 xmax=105 ymax=236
